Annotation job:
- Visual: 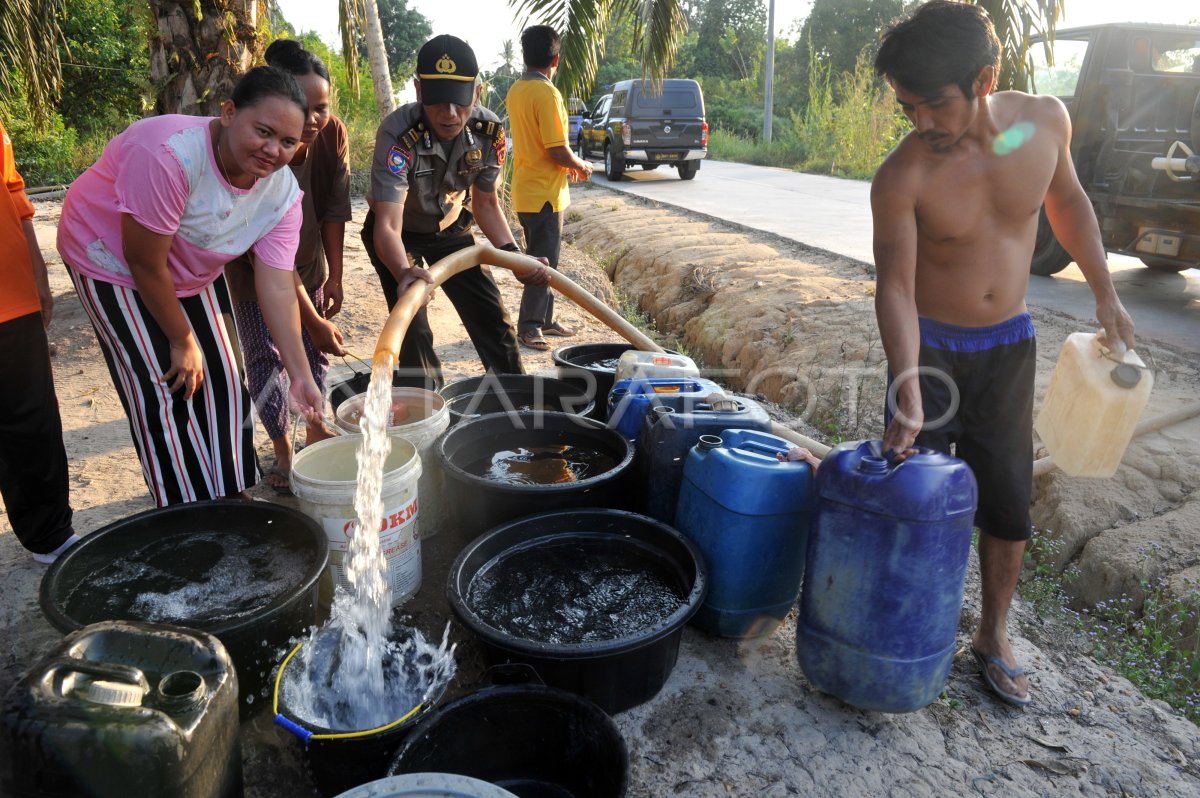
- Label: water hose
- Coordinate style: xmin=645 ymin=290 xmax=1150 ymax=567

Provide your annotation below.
xmin=373 ymin=244 xmax=660 ymax=370
xmin=1032 ymin=400 xmax=1200 ymax=477
xmin=372 ymin=244 xmax=834 ymax=458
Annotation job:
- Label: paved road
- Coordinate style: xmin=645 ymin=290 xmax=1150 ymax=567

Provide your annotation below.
xmin=586 ymin=159 xmax=1200 ymax=354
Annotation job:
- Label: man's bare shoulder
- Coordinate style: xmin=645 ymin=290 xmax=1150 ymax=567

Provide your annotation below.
xmin=872 ymin=133 xmax=925 ymax=200
xmin=992 ymin=91 xmax=1069 ymax=133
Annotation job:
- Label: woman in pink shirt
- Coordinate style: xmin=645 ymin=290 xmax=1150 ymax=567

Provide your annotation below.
xmin=58 ymin=67 xmax=323 ymax=506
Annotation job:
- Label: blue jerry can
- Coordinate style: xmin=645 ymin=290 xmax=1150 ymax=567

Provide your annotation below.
xmin=637 ymin=393 xmax=773 ymax=524
xmin=605 ymin=377 xmax=724 ymax=442
xmin=675 ymin=429 xmax=816 ymax=638
xmin=796 ymin=441 xmax=977 ymax=713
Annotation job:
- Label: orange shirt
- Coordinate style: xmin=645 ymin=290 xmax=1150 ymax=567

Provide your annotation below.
xmin=1 ymin=118 xmax=40 ymax=324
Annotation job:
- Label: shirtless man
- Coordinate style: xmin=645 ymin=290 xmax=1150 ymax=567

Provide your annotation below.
xmin=871 ymin=1 xmax=1135 ymax=707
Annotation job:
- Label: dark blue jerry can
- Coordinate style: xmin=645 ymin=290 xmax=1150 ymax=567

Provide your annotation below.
xmin=1 ymin=620 xmax=243 ymax=798
xmin=796 ymin=441 xmax=977 ymax=713
xmin=637 ymin=394 xmax=773 ymax=524
xmin=606 ymin=377 xmax=724 ymax=442
xmin=675 ymin=430 xmax=816 ymax=638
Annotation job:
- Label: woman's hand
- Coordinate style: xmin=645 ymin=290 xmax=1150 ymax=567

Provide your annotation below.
xmin=309 ymin=317 xmax=346 ymax=356
xmin=321 ymin=277 xmax=343 ymax=318
xmin=289 ymin=375 xmax=325 ymax=427
xmin=165 ymin=333 xmax=205 ymax=399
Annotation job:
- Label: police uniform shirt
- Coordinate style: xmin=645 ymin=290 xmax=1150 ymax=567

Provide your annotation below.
xmin=369 ymin=102 xmax=507 ymax=235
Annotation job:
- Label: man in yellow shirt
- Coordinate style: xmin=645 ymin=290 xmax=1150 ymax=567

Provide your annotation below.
xmin=507 ymin=24 xmax=593 ymax=351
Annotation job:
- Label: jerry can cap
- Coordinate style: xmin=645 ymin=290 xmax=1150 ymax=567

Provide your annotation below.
xmin=80 ymin=679 xmax=146 ymax=707
xmin=1110 ymin=363 xmax=1142 ymax=389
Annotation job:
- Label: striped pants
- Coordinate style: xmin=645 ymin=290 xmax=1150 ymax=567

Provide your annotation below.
xmin=69 ymin=268 xmax=257 ymax=506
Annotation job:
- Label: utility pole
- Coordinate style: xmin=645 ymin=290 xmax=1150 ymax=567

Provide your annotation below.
xmin=763 ymin=0 xmax=776 ymax=142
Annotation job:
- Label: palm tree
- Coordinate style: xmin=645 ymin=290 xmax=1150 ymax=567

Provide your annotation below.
xmin=509 ymin=0 xmax=689 ymax=100
xmin=340 ymin=0 xmax=395 ymax=116
xmin=148 ymin=0 xmax=264 ymax=116
xmin=973 ymin=0 xmax=1065 ymax=90
xmin=0 ymin=0 xmax=66 ymax=126
xmin=511 ymin=0 xmax=1065 ymax=101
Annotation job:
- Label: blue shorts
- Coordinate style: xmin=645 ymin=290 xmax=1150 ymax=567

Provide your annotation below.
xmin=886 ymin=314 xmax=1035 ymax=542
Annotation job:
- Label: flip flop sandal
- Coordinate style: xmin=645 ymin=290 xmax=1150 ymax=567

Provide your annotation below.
xmin=264 ymin=466 xmax=293 ymax=496
xmin=542 ymin=323 xmax=576 ymax=337
xmin=971 ymin=646 xmax=1031 ymax=708
xmin=519 ymin=331 xmax=551 ymax=351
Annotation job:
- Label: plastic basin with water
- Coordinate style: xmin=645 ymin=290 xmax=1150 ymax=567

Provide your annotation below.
xmin=435 ymin=412 xmax=634 ymax=543
xmin=39 ymin=500 xmax=329 ymax=714
xmin=447 ymin=509 xmax=707 ymax=714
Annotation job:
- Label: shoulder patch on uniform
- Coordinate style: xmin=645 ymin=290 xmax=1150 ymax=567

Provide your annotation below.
xmin=494 ymin=128 xmax=506 ymax=166
xmin=387 ymin=144 xmax=410 ymax=175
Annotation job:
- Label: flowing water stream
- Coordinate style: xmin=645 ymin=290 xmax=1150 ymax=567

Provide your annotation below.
xmin=283 ymin=358 xmax=455 ymax=731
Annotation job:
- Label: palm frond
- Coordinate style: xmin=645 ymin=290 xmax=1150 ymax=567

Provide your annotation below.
xmin=974 ymin=0 xmax=1064 ymax=90
xmin=339 ymin=0 xmax=365 ymax=96
xmin=510 ymin=0 xmax=688 ymax=99
xmin=0 ymin=0 xmax=66 ymax=127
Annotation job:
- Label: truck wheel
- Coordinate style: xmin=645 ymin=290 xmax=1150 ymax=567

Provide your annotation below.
xmin=1030 ymin=207 xmax=1072 ymax=276
xmin=678 ymin=161 xmax=698 ymax=181
xmin=1140 ymin=257 xmax=1195 ymax=272
xmin=604 ymin=144 xmax=625 ymax=181
xmin=576 ymin=134 xmax=585 ymax=157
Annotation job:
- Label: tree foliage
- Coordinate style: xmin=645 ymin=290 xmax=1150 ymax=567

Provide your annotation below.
xmin=357 ymin=0 xmax=430 ymax=81
xmin=973 ymin=0 xmax=1064 ymax=91
xmin=57 ymin=0 xmax=149 ymax=136
xmin=0 ymin=0 xmax=65 ymax=127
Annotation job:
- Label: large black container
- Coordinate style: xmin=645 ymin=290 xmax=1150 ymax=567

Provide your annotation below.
xmin=1 ymin=620 xmax=242 ymax=798
xmin=40 ymin=500 xmax=329 ymax=713
xmin=272 ymin=629 xmax=447 ymax=797
xmin=389 ymin=675 xmax=628 ymax=798
xmin=439 ymin=374 xmax=595 ymax=426
xmin=551 ymin=343 xmax=677 ymax=421
xmin=447 ymin=509 xmax=707 ymax=714
xmin=435 ymin=412 xmax=634 ymax=543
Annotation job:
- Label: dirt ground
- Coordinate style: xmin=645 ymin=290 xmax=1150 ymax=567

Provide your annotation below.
xmin=3 ymin=189 xmax=1200 ymax=796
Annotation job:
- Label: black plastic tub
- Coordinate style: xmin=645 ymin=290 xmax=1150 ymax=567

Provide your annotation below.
xmin=329 ymin=364 xmax=411 ymax=412
xmin=435 ymin=412 xmax=635 ymax=543
xmin=439 ymin=374 xmax=595 ymax=426
xmin=273 ymin=628 xmax=448 ymax=798
xmin=389 ymin=676 xmax=628 ymax=797
xmin=552 ymin=343 xmax=676 ymax=421
xmin=40 ymin=500 xmax=329 ymax=714
xmin=447 ymin=509 xmax=707 ymax=714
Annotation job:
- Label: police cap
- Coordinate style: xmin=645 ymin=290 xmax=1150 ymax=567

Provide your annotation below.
xmin=416 ymin=34 xmax=478 ymax=107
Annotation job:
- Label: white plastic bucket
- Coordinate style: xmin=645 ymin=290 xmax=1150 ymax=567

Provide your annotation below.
xmin=333 ymin=773 xmax=517 ymax=797
xmin=335 ymin=388 xmax=451 ymax=538
xmin=290 ymin=433 xmax=422 ymax=606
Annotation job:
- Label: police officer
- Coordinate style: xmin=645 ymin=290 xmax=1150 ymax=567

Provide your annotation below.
xmin=362 ymin=34 xmax=547 ymax=390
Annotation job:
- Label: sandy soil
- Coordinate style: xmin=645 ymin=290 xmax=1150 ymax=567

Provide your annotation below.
xmin=2 ymin=191 xmax=1199 ymax=796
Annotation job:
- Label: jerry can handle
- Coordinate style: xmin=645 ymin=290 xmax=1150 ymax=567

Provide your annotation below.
xmin=47 ymin=657 xmax=150 ymax=692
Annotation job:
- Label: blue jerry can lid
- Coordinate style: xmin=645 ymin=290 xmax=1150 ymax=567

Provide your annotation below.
xmin=816 ymin=440 xmax=977 ymax=521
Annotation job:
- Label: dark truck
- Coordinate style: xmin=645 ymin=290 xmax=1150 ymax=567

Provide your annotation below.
xmin=579 ymin=78 xmax=708 ymax=181
xmin=1029 ymin=23 xmax=1200 ymax=275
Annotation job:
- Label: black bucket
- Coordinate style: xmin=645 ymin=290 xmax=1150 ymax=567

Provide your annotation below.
xmin=552 ymin=343 xmax=675 ymax=421
xmin=447 ymin=509 xmax=707 ymax=714
xmin=389 ymin=668 xmax=628 ymax=797
xmin=40 ymin=500 xmax=329 ymax=714
xmin=439 ymin=374 xmax=595 ymax=426
xmin=435 ymin=412 xmax=635 ymax=543
xmin=272 ymin=628 xmax=448 ymax=797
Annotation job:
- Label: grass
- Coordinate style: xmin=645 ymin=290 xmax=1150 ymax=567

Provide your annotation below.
xmin=1022 ymin=540 xmax=1200 ymax=725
